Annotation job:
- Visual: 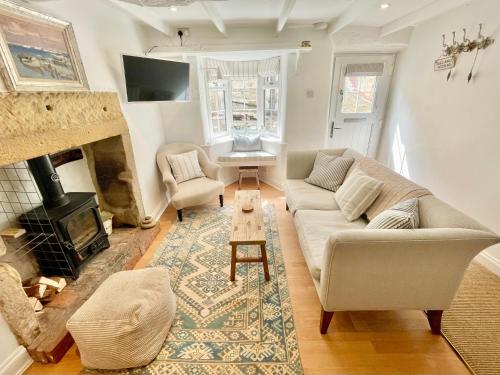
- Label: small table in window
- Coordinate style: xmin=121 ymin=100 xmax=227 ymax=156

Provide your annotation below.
xmin=238 ymin=166 xmax=260 ymax=190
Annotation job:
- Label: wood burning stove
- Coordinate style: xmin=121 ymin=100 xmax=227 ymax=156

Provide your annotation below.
xmin=19 ymin=155 xmax=109 ymax=279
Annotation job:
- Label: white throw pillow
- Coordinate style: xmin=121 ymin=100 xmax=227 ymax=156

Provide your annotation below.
xmin=335 ymin=168 xmax=384 ymax=221
xmin=304 ymin=152 xmax=354 ymax=192
xmin=232 ymin=135 xmax=262 ymax=152
xmin=167 ymin=150 xmax=205 ymax=183
xmin=366 ymin=198 xmax=419 ymax=229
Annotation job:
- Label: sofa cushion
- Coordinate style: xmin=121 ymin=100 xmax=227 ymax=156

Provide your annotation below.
xmin=348 ymin=156 xmax=431 ymax=220
xmin=284 ymin=179 xmax=339 ymax=214
xmin=304 ymin=152 xmax=354 ymax=192
xmin=335 ymin=168 xmax=384 ymax=221
xmin=366 ymin=198 xmax=419 ymax=229
xmin=294 ymin=210 xmax=367 ymax=280
xmin=232 ymin=135 xmax=262 ymax=151
xmin=218 ymin=151 xmax=276 ymax=163
xmin=167 ymin=150 xmax=205 ymax=183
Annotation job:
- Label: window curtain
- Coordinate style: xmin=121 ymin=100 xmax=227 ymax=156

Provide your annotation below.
xmin=345 ymin=63 xmax=384 ymax=77
xmin=204 ymin=57 xmax=280 ymax=79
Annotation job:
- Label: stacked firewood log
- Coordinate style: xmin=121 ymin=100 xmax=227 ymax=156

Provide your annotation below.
xmin=23 ymin=276 xmax=67 ymax=312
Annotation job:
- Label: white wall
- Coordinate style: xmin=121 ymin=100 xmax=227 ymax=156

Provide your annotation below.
xmin=2 ymin=0 xmax=171 ymax=217
xmin=146 ymin=26 xmax=335 ymax=187
xmin=377 ymin=0 xmax=500 ymax=273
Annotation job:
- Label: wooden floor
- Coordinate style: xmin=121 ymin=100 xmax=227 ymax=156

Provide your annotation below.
xmin=26 ymin=182 xmax=469 ymax=375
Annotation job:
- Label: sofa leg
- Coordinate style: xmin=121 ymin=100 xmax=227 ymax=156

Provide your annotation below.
xmin=320 ymin=308 xmax=334 ymax=334
xmin=426 ymin=310 xmax=443 ymax=334
xmin=286 ymin=203 xmax=289 ymax=211
xmin=219 ymin=194 xmax=224 ymax=207
xmin=177 ymin=209 xmax=183 ymax=222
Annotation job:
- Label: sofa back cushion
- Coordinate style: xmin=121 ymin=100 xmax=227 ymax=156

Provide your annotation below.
xmin=418 ymin=195 xmax=491 ymax=231
xmin=335 ymin=168 xmax=384 ymax=221
xmin=366 ymin=198 xmax=419 ymax=229
xmin=346 ymin=156 xmax=431 ymax=220
xmin=304 ymin=152 xmax=354 ymax=192
xmin=233 ymin=135 xmax=262 ymax=152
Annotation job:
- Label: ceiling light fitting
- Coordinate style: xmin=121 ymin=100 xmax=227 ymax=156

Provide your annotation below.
xmin=380 ymin=2 xmax=391 ymax=9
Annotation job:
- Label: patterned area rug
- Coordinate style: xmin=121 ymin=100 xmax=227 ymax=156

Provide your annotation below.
xmin=442 ymin=262 xmax=500 ymax=375
xmin=82 ymin=203 xmax=303 ymax=375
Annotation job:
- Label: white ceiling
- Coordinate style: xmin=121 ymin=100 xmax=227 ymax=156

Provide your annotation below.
xmin=104 ymin=0 xmax=472 ymax=37
xmin=146 ymin=0 xmax=437 ymax=26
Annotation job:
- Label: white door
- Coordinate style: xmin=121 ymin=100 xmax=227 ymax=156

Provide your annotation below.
xmin=326 ymin=55 xmax=395 ymax=157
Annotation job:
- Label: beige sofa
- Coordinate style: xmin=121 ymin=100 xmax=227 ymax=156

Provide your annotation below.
xmin=285 ymin=148 xmax=500 ymax=334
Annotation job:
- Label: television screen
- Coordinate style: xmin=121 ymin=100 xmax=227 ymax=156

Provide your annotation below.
xmin=122 ymin=55 xmax=189 ymax=102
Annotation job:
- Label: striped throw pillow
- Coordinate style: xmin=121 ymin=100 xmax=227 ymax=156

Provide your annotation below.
xmin=167 ymin=150 xmax=205 ymax=183
xmin=335 ymin=168 xmax=384 ymax=221
xmin=304 ymin=152 xmax=354 ymax=192
xmin=366 ymin=198 xmax=419 ymax=229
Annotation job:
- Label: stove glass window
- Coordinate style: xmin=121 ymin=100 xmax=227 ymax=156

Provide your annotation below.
xmin=67 ymin=209 xmax=99 ymax=249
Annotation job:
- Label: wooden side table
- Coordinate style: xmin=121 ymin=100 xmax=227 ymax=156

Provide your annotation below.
xmin=238 ymin=166 xmax=260 ymax=190
xmin=229 ymin=190 xmax=270 ymax=281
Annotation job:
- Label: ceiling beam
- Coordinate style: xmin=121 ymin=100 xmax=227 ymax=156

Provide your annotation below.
xmin=201 ymin=2 xmax=227 ymax=36
xmin=276 ymin=0 xmax=296 ymax=33
xmin=380 ymin=0 xmax=473 ymax=37
xmin=108 ymin=0 xmax=173 ymax=36
xmin=327 ymin=0 xmax=380 ymax=35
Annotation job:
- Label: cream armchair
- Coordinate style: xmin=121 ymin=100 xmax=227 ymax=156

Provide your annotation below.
xmin=157 ymin=143 xmax=225 ymax=221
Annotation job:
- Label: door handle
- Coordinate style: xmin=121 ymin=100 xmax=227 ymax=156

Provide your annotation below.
xmin=333 ymin=127 xmax=342 ymax=129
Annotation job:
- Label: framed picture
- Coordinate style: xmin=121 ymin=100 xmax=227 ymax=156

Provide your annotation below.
xmin=0 ymin=0 xmax=88 ymax=91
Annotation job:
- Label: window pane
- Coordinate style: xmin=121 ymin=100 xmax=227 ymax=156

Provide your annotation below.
xmin=230 ymin=78 xmax=258 ymax=132
xmin=341 ymin=75 xmax=377 ymax=114
xmin=264 ymin=87 xmax=279 ymax=135
xmin=208 ymin=90 xmax=227 ymax=134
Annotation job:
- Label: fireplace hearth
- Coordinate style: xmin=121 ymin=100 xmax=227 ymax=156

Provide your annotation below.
xmin=19 ymin=155 xmax=109 ymax=279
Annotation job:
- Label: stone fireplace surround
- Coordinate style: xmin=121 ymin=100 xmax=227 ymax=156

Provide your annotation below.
xmin=0 ymin=91 xmax=151 ymax=361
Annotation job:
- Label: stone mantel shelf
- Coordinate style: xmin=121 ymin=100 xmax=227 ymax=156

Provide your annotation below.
xmin=0 ymin=92 xmax=126 ymax=166
xmin=0 ymin=91 xmax=145 ymax=226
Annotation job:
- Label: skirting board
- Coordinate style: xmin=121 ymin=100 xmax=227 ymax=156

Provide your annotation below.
xmin=476 ymin=252 xmax=500 ymax=276
xmin=0 ymin=346 xmax=33 ymax=375
xmin=151 ymin=198 xmax=169 ymax=222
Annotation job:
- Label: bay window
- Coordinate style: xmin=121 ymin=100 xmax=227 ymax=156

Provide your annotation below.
xmin=203 ymin=57 xmax=283 ymax=140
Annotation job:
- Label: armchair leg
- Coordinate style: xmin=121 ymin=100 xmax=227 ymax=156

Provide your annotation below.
xmin=177 ymin=209 xmax=183 ymax=222
xmin=320 ymin=308 xmax=334 ymax=334
xmin=286 ymin=203 xmax=289 ymax=211
xmin=219 ymin=194 xmax=224 ymax=207
xmin=426 ymin=310 xmax=443 ymax=334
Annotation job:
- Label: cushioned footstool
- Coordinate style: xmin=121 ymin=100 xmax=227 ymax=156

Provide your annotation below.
xmin=66 ymin=267 xmax=176 ymax=370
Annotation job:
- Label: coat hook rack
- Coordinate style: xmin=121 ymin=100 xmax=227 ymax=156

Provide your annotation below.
xmin=434 ymin=23 xmax=495 ymax=82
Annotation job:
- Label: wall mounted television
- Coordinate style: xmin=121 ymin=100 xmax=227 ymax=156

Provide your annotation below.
xmin=122 ymin=54 xmax=190 ymax=102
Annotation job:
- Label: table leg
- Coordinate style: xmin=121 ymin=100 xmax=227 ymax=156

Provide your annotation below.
xmin=238 ymin=173 xmax=243 ymax=190
xmin=260 ymin=243 xmax=270 ymax=281
xmin=230 ymin=244 xmax=237 ymax=281
xmin=256 ymin=171 xmax=260 ymax=190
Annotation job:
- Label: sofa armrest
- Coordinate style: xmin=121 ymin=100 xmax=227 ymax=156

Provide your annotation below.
xmin=203 ymin=160 xmax=222 ymax=181
xmin=318 ymin=228 xmax=500 ymax=312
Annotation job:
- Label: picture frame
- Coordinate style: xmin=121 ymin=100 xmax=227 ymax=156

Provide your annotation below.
xmin=0 ymin=0 xmax=88 ymax=92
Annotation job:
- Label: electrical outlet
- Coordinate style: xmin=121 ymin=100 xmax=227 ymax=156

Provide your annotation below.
xmin=177 ymin=28 xmax=191 ymax=37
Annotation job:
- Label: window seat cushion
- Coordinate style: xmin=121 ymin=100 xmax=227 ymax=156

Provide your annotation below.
xmin=218 ymin=151 xmax=277 ymax=166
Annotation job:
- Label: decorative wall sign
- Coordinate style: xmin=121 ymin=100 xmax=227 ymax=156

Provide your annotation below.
xmin=0 ymin=0 xmax=88 ymax=91
xmin=434 ymin=56 xmax=455 ymax=71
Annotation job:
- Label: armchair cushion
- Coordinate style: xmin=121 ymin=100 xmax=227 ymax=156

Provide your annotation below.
xmin=167 ymin=150 xmax=205 ymax=183
xmin=171 ymin=177 xmax=224 ymax=210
